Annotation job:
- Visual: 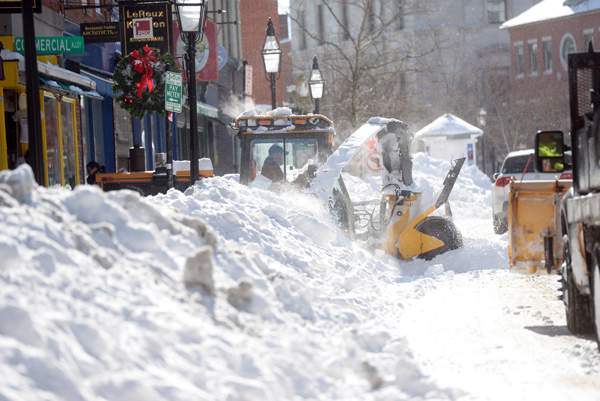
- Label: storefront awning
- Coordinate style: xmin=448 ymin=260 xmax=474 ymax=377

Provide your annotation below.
xmin=197 ymin=101 xmax=219 ymax=119
xmin=37 ymin=62 xmax=96 ymax=91
xmin=81 ymin=70 xmax=113 ymax=97
xmin=39 ymin=76 xmax=103 ymax=100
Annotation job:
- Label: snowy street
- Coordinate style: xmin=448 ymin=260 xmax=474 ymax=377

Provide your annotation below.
xmin=400 ymin=271 xmax=600 ymax=401
xmin=0 ymin=155 xmax=599 ymax=401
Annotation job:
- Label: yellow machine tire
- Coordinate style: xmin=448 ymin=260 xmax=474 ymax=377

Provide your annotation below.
xmin=417 ymin=216 xmax=463 ymax=261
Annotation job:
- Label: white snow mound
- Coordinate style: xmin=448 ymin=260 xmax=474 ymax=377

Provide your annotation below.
xmin=0 ymin=155 xmax=504 ymax=401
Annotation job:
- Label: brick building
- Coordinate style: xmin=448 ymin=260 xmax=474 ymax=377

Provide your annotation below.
xmin=240 ymin=0 xmax=288 ymax=109
xmin=502 ymin=0 xmax=600 ymax=141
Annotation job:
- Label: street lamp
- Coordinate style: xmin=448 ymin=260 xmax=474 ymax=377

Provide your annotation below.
xmin=176 ymin=0 xmax=207 ymax=185
xmin=479 ymin=107 xmax=487 ymax=175
xmin=261 ymin=17 xmax=281 ymax=110
xmin=309 ymin=56 xmax=324 ymax=114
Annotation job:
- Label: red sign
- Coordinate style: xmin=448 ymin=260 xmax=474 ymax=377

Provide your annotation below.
xmin=175 ymin=20 xmax=218 ymax=82
xmin=197 ymin=21 xmax=218 ymax=81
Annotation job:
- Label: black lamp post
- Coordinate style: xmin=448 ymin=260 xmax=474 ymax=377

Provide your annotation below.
xmin=309 ymin=56 xmax=324 ymax=114
xmin=261 ymin=17 xmax=281 ymax=110
xmin=176 ymin=0 xmax=207 ymax=185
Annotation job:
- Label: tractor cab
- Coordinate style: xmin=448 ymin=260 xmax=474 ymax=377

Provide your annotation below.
xmin=235 ymin=112 xmax=335 ymax=188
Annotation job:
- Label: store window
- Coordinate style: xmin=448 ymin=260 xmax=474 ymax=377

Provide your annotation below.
xmin=43 ymin=95 xmax=61 ymax=186
xmin=542 ymin=39 xmax=553 ymax=73
xmin=487 ymin=0 xmax=507 ymax=24
xmin=560 ymin=33 xmax=576 ymax=69
xmin=61 ymin=100 xmax=77 ymax=187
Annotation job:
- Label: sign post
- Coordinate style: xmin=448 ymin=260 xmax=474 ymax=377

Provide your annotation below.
xmin=165 ymin=72 xmax=183 ymax=113
xmin=21 ymin=0 xmax=44 ymax=184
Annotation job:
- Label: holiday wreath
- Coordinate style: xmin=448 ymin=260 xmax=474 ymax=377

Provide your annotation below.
xmin=113 ymin=45 xmax=178 ymax=118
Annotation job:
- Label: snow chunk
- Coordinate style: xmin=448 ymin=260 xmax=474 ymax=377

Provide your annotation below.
xmin=0 ymin=164 xmax=36 ymax=204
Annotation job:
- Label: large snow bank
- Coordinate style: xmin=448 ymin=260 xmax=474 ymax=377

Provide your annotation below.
xmin=0 ymin=154 xmax=504 ymax=401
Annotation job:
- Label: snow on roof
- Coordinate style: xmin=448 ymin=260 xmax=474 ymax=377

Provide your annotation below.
xmin=501 ymin=0 xmax=600 ymax=29
xmin=414 ymin=113 xmax=483 ymax=140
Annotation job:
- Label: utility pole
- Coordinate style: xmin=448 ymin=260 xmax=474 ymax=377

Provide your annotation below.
xmin=22 ymin=0 xmax=44 ymax=184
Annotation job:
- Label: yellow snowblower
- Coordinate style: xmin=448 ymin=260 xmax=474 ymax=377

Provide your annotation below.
xmin=377 ymin=158 xmax=465 ymax=260
xmin=311 ymin=117 xmax=464 ymax=260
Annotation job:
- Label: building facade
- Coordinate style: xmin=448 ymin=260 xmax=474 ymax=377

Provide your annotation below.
xmin=289 ymin=0 xmax=541 ymax=174
xmin=503 ymin=0 xmax=600 ymax=142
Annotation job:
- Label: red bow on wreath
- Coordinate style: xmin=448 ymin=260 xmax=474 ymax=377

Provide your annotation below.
xmin=130 ymin=45 xmax=158 ymax=98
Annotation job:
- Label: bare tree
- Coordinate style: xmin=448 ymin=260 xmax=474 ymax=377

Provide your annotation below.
xmin=290 ymin=0 xmax=434 ymax=134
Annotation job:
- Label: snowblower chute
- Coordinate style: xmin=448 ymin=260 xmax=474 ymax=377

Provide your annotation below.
xmin=312 ymin=117 xmax=465 ymax=260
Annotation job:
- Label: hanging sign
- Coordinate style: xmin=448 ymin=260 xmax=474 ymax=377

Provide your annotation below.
xmin=165 ymin=71 xmax=183 ymax=113
xmin=120 ymin=1 xmax=172 ymax=56
xmin=80 ymin=22 xmax=120 ymax=43
xmin=244 ymin=64 xmax=253 ymax=96
xmin=14 ymin=36 xmax=85 ymax=55
xmin=0 ymin=0 xmax=41 ymax=13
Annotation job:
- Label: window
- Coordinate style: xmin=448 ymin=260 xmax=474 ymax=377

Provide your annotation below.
xmin=397 ymin=0 xmax=405 ymax=30
xmin=43 ymin=96 xmax=61 ymax=186
xmin=279 ymin=14 xmax=290 ymax=42
xmin=368 ymin=1 xmax=376 ymax=33
xmin=95 ymin=0 xmax=101 ymax=14
xmin=584 ymin=29 xmax=594 ymax=50
xmin=250 ymin=138 xmax=319 ymax=186
xmin=542 ymin=39 xmax=553 ymax=73
xmin=528 ymin=41 xmax=538 ymax=75
xmin=317 ymin=5 xmax=325 ymax=45
xmin=299 ymin=10 xmax=307 ymax=50
xmin=515 ymin=43 xmax=524 ymax=77
xmin=502 ymin=154 xmax=534 ymax=174
xmin=487 ymin=0 xmax=507 ymax=24
xmin=341 ymin=0 xmax=350 ymax=40
xmin=560 ymin=33 xmax=576 ymax=69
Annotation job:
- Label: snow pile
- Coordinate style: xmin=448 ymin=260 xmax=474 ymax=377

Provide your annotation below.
xmin=0 ymin=152 xmax=504 ymax=401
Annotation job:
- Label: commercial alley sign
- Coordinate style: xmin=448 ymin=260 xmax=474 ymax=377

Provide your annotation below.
xmin=119 ymin=1 xmax=172 ymax=56
xmin=14 ymin=36 xmax=85 ymax=55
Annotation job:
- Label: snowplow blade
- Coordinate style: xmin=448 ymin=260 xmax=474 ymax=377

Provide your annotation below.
xmin=508 ymin=180 xmax=571 ymax=273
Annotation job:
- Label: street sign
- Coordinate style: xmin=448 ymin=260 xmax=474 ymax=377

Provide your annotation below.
xmin=80 ymin=22 xmax=120 ymax=43
xmin=0 ymin=0 xmax=41 ymax=13
xmin=165 ymin=71 xmax=183 ymax=113
xmin=14 ymin=36 xmax=85 ymax=55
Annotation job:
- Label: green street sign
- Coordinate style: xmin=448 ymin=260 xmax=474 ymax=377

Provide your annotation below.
xmin=14 ymin=36 xmax=85 ymax=55
xmin=165 ymin=71 xmax=183 ymax=113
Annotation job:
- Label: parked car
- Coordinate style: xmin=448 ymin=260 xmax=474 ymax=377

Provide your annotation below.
xmin=492 ymin=149 xmax=571 ymax=234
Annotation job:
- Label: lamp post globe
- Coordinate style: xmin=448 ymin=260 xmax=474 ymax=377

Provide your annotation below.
xmin=175 ymin=0 xmax=207 ymax=185
xmin=309 ymin=56 xmax=324 ymax=114
xmin=261 ymin=17 xmax=281 ymax=110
